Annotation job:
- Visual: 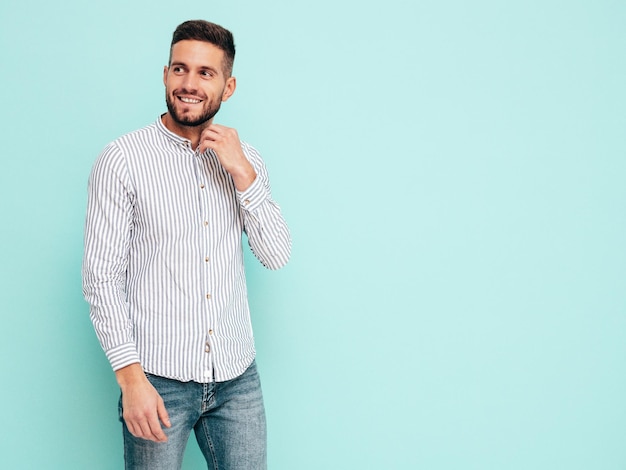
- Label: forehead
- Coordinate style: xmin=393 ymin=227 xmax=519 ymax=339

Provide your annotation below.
xmin=170 ymin=40 xmax=225 ymax=68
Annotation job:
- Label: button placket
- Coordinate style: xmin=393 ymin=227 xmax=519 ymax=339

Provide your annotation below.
xmin=195 ymin=154 xmax=215 ymax=379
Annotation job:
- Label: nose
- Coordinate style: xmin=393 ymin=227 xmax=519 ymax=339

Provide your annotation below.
xmin=182 ymin=73 xmax=199 ymax=93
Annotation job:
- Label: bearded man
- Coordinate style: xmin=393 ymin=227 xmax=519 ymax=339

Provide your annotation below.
xmin=82 ymin=19 xmax=291 ymax=470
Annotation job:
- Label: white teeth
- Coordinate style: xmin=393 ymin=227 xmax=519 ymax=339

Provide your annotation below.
xmin=180 ymin=97 xmax=201 ymax=104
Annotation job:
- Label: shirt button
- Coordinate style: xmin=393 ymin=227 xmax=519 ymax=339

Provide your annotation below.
xmin=243 ymin=199 xmax=250 ymax=205
xmin=206 ymin=293 xmax=211 ymax=299
xmin=205 ymin=342 xmax=211 ymax=353
xmin=205 ymin=256 xmax=209 ymax=262
xmin=209 ymin=329 xmax=214 ymax=335
xmin=204 ymin=220 xmax=209 ymax=226
xmin=200 ymin=183 xmax=205 ymax=189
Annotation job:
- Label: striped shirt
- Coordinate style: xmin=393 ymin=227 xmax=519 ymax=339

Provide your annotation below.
xmin=82 ymin=117 xmax=291 ymax=383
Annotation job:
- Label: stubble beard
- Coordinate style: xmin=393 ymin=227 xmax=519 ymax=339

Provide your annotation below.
xmin=165 ymin=91 xmax=222 ymax=127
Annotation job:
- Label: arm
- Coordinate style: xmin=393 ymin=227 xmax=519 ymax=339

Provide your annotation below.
xmin=82 ymin=142 xmax=139 ymax=368
xmin=82 ymin=144 xmax=170 ymax=441
xmin=199 ymin=125 xmax=292 ymax=269
xmin=236 ymin=143 xmax=291 ymax=270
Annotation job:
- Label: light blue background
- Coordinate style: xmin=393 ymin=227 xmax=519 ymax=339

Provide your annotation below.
xmin=1 ymin=1 xmax=624 ymax=468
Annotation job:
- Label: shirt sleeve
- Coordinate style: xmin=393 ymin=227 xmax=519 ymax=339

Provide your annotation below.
xmin=236 ymin=142 xmax=292 ymax=270
xmin=82 ymin=142 xmax=141 ymax=371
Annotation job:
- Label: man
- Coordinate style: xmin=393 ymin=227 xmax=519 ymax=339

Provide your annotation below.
xmin=82 ymin=20 xmax=291 ymax=469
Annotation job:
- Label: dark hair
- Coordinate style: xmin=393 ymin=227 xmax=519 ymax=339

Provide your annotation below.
xmin=169 ymin=20 xmax=236 ymax=76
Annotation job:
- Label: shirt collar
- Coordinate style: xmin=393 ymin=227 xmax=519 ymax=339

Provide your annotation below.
xmin=155 ymin=114 xmax=192 ymax=146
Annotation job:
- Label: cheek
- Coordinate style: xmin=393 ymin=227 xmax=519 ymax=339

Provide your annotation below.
xmin=165 ymin=76 xmax=183 ymax=90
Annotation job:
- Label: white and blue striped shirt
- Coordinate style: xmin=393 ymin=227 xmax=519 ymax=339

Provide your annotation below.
xmin=82 ymin=117 xmax=291 ymax=383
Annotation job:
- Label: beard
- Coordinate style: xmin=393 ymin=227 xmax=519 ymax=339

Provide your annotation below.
xmin=165 ymin=90 xmax=222 ymax=127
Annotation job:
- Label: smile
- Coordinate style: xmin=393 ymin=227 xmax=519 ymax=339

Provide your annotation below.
xmin=179 ymin=97 xmax=202 ymax=104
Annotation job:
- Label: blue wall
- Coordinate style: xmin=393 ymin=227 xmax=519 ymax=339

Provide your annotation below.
xmin=1 ymin=1 xmax=625 ymax=468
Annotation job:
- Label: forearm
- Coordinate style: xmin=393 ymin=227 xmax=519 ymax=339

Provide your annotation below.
xmin=238 ymin=178 xmax=291 ymax=269
xmin=84 ymin=254 xmax=140 ymax=370
xmin=229 ymin=159 xmax=257 ymax=192
xmin=235 ymin=144 xmax=291 ymax=269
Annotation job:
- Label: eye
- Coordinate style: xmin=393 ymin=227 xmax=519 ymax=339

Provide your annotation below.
xmin=172 ymin=66 xmax=185 ymax=74
xmin=200 ymin=70 xmax=215 ymax=78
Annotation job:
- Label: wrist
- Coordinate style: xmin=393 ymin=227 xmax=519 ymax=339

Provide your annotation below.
xmin=115 ymin=363 xmax=146 ymax=389
xmin=231 ymin=164 xmax=257 ymax=192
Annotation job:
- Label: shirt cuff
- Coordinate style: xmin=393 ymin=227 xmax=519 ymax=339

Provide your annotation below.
xmin=236 ymin=175 xmax=268 ymax=212
xmin=105 ymin=342 xmax=141 ymax=371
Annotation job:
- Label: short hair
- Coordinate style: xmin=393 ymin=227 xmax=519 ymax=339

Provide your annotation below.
xmin=169 ymin=20 xmax=236 ymax=76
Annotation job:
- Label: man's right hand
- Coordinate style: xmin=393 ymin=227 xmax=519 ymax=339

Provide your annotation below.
xmin=115 ymin=363 xmax=171 ymax=442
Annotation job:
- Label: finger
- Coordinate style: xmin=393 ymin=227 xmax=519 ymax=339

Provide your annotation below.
xmin=125 ymin=411 xmax=167 ymax=442
xmin=207 ymin=123 xmax=225 ymax=133
xmin=126 ymin=420 xmax=139 ymax=438
xmin=199 ymin=139 xmax=216 ymax=154
xmin=137 ymin=420 xmax=155 ymax=440
xmin=123 ymin=412 xmax=144 ymax=438
xmin=127 ymin=418 xmax=152 ymax=441
xmin=145 ymin=411 xmax=167 ymax=442
xmin=206 ymin=124 xmax=237 ymax=142
xmin=202 ymin=126 xmax=222 ymax=139
xmin=157 ymin=398 xmax=171 ymax=428
xmin=198 ymin=130 xmax=220 ymax=152
xmin=131 ymin=417 xmax=166 ymax=442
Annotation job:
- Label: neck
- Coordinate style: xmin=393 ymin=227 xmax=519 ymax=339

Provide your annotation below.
xmin=161 ymin=113 xmax=212 ymax=150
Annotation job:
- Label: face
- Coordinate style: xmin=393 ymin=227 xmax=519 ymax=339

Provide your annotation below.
xmin=163 ymin=40 xmax=235 ymax=128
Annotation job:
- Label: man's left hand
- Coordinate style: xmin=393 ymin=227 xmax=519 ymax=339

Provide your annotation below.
xmin=199 ymin=124 xmax=257 ymax=191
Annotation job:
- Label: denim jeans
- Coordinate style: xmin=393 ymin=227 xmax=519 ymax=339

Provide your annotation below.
xmin=120 ymin=360 xmax=267 ymax=469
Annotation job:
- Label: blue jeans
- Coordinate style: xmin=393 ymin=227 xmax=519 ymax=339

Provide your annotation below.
xmin=120 ymin=360 xmax=267 ymax=469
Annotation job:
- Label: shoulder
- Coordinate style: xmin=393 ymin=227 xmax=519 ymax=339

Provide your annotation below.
xmin=95 ymin=122 xmax=163 ymax=168
xmin=112 ymin=122 xmax=161 ymax=154
xmin=91 ymin=123 xmax=156 ymax=174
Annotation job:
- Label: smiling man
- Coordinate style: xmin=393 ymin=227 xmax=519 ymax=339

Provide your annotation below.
xmin=82 ymin=20 xmax=291 ymax=470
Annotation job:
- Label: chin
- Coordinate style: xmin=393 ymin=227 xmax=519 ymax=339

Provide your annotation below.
xmin=172 ymin=112 xmax=208 ymax=127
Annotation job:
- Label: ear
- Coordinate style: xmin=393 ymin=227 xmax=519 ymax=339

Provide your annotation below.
xmin=163 ymin=66 xmax=169 ymax=86
xmin=221 ymin=76 xmax=237 ymax=102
